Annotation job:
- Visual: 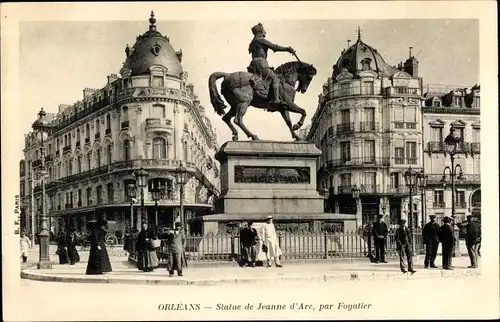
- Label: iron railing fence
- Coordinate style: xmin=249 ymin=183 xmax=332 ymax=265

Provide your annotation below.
xmin=124 ymin=229 xmax=424 ymax=263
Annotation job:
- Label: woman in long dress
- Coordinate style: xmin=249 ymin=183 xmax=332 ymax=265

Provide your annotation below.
xmin=56 ymin=231 xmax=69 ymax=265
xmin=86 ymin=219 xmax=112 ymax=275
xmin=136 ymin=222 xmax=159 ymax=272
xmin=66 ymin=227 xmax=80 ymax=265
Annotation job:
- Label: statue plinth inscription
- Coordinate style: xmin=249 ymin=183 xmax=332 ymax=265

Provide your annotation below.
xmin=234 ymin=166 xmax=310 ymax=184
xmin=213 ymin=141 xmax=324 ymax=215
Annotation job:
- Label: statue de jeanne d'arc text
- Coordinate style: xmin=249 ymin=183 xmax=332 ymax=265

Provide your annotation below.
xmin=208 ymin=23 xmax=317 ymax=142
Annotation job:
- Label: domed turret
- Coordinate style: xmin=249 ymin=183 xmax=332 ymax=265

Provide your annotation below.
xmin=123 ymin=11 xmax=183 ymax=77
xmin=332 ymin=28 xmax=398 ymax=81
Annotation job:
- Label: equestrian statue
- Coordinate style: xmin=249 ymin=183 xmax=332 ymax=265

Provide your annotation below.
xmin=208 ymin=23 xmax=317 ymax=141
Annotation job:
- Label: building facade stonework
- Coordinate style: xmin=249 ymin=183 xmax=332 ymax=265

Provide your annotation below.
xmin=307 ymin=33 xmax=425 ymax=228
xmin=422 ymin=84 xmax=481 ymax=224
xmin=20 ymin=13 xmax=220 ymax=237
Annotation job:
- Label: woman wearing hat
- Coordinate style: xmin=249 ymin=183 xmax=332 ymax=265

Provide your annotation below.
xmin=56 ymin=230 xmax=69 ymax=265
xmin=86 ymin=219 xmax=112 ymax=275
xmin=136 ymin=221 xmax=160 ymax=272
xmin=66 ymin=226 xmax=80 ymax=265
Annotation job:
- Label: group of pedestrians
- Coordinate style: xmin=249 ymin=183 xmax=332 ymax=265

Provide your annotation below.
xmin=55 ymin=228 xmax=81 ymax=265
xmin=239 ymin=216 xmax=283 ymax=268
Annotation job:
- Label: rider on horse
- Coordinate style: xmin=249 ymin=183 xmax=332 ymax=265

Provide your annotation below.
xmin=248 ymin=23 xmax=296 ymax=105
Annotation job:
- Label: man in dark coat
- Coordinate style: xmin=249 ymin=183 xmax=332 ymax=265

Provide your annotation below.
xmin=166 ymin=222 xmax=187 ymax=277
xmin=395 ymin=219 xmax=416 ymax=274
xmin=465 ymin=215 xmax=481 ymax=268
xmin=56 ymin=230 xmax=69 ymax=265
xmin=438 ymin=216 xmax=455 ymax=270
xmin=372 ymin=214 xmax=388 ymax=263
xmin=422 ymin=214 xmax=440 ymax=268
xmin=240 ymin=221 xmax=260 ymax=267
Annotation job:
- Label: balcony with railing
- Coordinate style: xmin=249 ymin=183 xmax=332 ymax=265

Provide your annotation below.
xmin=392 ymin=157 xmax=417 ymax=165
xmin=393 ymin=122 xmax=418 ymax=130
xmin=456 ymin=201 xmax=467 ymax=209
xmin=51 ymin=97 xmax=111 ymax=133
xmin=359 ymin=121 xmax=379 ymax=132
xmin=145 ymin=118 xmax=170 ymax=130
xmin=359 ymin=184 xmax=380 ymax=194
xmin=336 ymin=122 xmax=355 ymax=134
xmin=433 ymin=201 xmax=446 ymax=208
xmin=426 ymin=174 xmax=480 ymax=185
xmin=121 ymin=121 xmax=130 ymax=130
xmin=385 ymin=87 xmax=421 ymax=97
xmin=327 ymin=85 xmax=381 ymax=99
xmin=322 ymin=157 xmax=390 ymax=170
xmin=386 ymin=185 xmax=410 ymax=195
xmin=337 ymin=185 xmax=354 ymax=194
xmin=426 ymin=141 xmax=445 ymax=153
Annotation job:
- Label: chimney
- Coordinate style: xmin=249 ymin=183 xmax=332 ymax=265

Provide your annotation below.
xmin=107 ymin=74 xmax=119 ymax=85
xmin=403 ymin=47 xmax=419 ymax=76
xmin=83 ymin=88 xmax=97 ymax=99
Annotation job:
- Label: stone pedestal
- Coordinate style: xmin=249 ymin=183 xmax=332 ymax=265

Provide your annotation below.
xmin=196 ymin=141 xmax=356 ymax=234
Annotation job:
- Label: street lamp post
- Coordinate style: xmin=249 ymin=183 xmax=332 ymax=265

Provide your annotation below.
xmin=404 ymin=166 xmax=419 ymax=254
xmin=151 ymin=185 xmax=166 ymax=227
xmin=351 ymin=185 xmax=361 ymax=225
xmin=443 ymin=126 xmax=464 ymax=257
xmin=417 ymin=170 xmax=429 ymax=228
xmin=32 ymin=108 xmax=52 ymax=269
xmin=126 ymin=183 xmax=137 ymax=229
xmin=174 ymin=162 xmax=190 ymax=234
xmin=134 ymin=167 xmax=149 ymax=227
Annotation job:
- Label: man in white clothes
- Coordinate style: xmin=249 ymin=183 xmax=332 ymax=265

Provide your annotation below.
xmin=262 ymin=216 xmax=283 ymax=267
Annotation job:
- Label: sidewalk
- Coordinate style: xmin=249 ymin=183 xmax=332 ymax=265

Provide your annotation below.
xmin=21 ymin=255 xmax=479 ymax=286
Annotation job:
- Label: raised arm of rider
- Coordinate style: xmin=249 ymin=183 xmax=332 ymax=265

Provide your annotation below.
xmin=256 ymin=38 xmax=291 ymax=53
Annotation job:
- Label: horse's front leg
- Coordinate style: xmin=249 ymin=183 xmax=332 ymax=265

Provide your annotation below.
xmin=283 ymin=99 xmax=307 ymax=131
xmin=234 ymin=102 xmax=259 ymax=140
xmin=279 ymin=109 xmax=301 ymax=141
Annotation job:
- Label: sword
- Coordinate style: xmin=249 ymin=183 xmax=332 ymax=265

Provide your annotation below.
xmin=291 ymin=51 xmax=303 ymax=64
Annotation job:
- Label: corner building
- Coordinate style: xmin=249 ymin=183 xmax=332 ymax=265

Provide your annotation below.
xmin=20 ymin=13 xmax=220 ymax=236
xmin=422 ymin=84 xmax=481 ymax=224
xmin=307 ymin=33 xmax=424 ymax=228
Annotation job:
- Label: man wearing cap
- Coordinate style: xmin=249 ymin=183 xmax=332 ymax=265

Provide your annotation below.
xmin=422 ymin=215 xmax=440 ymax=268
xmin=166 ymin=222 xmax=187 ymax=277
xmin=372 ymin=214 xmax=388 ymax=263
xmin=262 ymin=216 xmax=283 ymax=267
xmin=465 ymin=215 xmax=481 ymax=268
xmin=248 ymin=23 xmax=296 ymax=106
xmin=395 ymin=219 xmax=416 ymax=274
xmin=438 ymin=216 xmax=455 ymax=270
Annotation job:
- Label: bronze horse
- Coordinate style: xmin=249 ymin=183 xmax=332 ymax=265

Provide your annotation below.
xmin=208 ymin=61 xmax=317 ymax=141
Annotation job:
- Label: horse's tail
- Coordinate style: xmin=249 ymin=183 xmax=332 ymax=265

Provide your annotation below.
xmin=208 ymin=72 xmax=229 ymax=116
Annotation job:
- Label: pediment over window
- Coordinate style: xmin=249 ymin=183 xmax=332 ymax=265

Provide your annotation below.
xmin=450 ymin=120 xmax=466 ymax=128
xmin=429 ymin=119 xmax=445 ymax=128
xmin=471 ymin=121 xmax=480 ymax=129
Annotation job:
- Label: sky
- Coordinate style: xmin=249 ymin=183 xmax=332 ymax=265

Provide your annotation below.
xmin=17 ymin=18 xmax=479 ymax=160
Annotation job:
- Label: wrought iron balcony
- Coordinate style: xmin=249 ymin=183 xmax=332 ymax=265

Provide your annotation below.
xmin=386 ymin=185 xmax=410 ymax=195
xmin=359 ymin=121 xmax=379 ymax=132
xmin=336 ymin=122 xmax=355 ymax=134
xmin=359 ymin=184 xmax=380 ymax=194
xmin=327 ymin=85 xmax=381 ymax=99
xmin=433 ymin=201 xmax=446 ymax=208
xmin=385 ymin=87 xmax=421 ymax=97
xmin=392 ymin=157 xmax=418 ymax=165
xmin=121 ymin=121 xmax=130 ymax=130
xmin=393 ymin=122 xmax=417 ymax=130
xmin=426 ymin=141 xmax=445 ymax=153
xmin=337 ymin=185 xmax=354 ymax=194
xmin=322 ymin=157 xmax=390 ymax=170
xmin=426 ymin=173 xmax=480 ymax=185
xmin=145 ymin=118 xmax=170 ymax=130
xmin=455 ymin=201 xmax=467 ymax=209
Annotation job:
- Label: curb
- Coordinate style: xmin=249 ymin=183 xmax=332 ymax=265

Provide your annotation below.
xmin=21 ymin=268 xmax=480 ymax=286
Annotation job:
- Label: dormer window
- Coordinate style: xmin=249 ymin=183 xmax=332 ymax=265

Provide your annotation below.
xmin=361 ymin=58 xmax=372 ymax=70
xmin=432 ymin=98 xmax=441 ymax=107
